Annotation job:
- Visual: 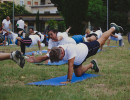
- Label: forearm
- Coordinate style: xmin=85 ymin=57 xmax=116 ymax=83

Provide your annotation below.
xmin=67 ymin=65 xmax=74 ymax=81
xmin=66 ymin=27 xmax=71 ymax=33
xmin=33 ymin=55 xmax=49 ymax=63
xmin=67 ymin=58 xmax=75 ymax=81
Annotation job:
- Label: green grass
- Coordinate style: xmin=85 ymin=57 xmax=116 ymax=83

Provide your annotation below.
xmin=0 ymin=36 xmax=130 ymax=100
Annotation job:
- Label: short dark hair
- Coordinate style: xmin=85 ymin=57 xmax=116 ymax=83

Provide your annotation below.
xmin=19 ymin=17 xmax=23 ymax=20
xmin=29 ymin=28 xmax=34 ymax=31
xmin=49 ymin=47 xmax=61 ymax=62
xmin=48 ymin=29 xmax=58 ymax=34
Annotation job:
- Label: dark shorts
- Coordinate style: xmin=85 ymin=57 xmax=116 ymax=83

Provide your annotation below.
xmin=17 ymin=28 xmax=23 ymax=33
xmin=74 ymin=40 xmax=100 ymax=69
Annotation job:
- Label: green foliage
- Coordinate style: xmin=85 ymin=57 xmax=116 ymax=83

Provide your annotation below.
xmin=36 ymin=10 xmax=40 ymax=31
xmin=46 ymin=20 xmax=66 ymax=32
xmin=102 ymin=0 xmax=130 ymax=33
xmin=0 ymin=2 xmax=30 ymax=25
xmin=47 ymin=20 xmax=58 ymax=30
xmin=57 ymin=21 xmax=66 ymax=32
xmin=87 ymin=0 xmax=107 ymax=28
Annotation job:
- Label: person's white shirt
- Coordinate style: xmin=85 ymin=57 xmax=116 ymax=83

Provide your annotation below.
xmin=90 ymin=29 xmax=103 ymax=39
xmin=16 ymin=19 xmax=24 ymax=30
xmin=38 ymin=32 xmax=44 ymax=42
xmin=115 ymin=33 xmax=122 ymax=40
xmin=2 ymin=19 xmax=11 ymax=35
xmin=34 ymin=31 xmax=44 ymax=42
xmin=10 ymin=32 xmax=18 ymax=44
xmin=95 ymin=30 xmax=103 ymax=39
xmin=48 ymin=32 xmax=76 ymax=49
xmin=29 ymin=35 xmax=40 ymax=46
xmin=108 ymin=33 xmax=122 ymax=40
xmin=58 ymin=43 xmax=89 ymax=65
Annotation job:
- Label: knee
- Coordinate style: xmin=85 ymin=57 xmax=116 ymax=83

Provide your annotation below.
xmin=75 ymin=72 xmax=82 ymax=77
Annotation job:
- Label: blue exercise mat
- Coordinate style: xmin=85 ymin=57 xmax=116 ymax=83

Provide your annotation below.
xmin=34 ymin=60 xmax=68 ymax=65
xmin=27 ymin=73 xmax=99 ymax=86
xmin=25 ymin=50 xmax=47 ymax=55
xmin=109 ymin=46 xmax=118 ymax=47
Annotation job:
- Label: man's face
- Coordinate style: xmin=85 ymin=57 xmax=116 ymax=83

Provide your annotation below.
xmin=48 ymin=31 xmax=57 ymax=40
xmin=29 ymin=29 xmax=33 ymax=34
xmin=6 ymin=17 xmax=10 ymax=21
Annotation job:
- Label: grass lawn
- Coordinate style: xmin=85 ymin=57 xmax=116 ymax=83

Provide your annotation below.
xmin=0 ymin=36 xmax=130 ymax=100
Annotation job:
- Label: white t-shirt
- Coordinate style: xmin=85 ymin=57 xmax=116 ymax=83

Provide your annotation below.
xmin=34 ymin=31 xmax=44 ymax=42
xmin=58 ymin=43 xmax=88 ymax=65
xmin=16 ymin=19 xmax=24 ymax=29
xmin=2 ymin=19 xmax=11 ymax=35
xmin=109 ymin=33 xmax=122 ymax=40
xmin=29 ymin=35 xmax=40 ymax=46
xmin=91 ymin=30 xmax=103 ymax=39
xmin=95 ymin=30 xmax=103 ymax=39
xmin=48 ymin=32 xmax=76 ymax=49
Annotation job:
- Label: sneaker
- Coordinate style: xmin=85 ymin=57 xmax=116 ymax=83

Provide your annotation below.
xmin=11 ymin=50 xmax=25 ymax=68
xmin=91 ymin=59 xmax=99 ymax=72
xmin=118 ymin=26 xmax=124 ymax=34
xmin=110 ymin=23 xmax=120 ymax=34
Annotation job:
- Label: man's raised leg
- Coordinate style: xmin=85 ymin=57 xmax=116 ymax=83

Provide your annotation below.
xmin=97 ymin=23 xmax=123 ymax=47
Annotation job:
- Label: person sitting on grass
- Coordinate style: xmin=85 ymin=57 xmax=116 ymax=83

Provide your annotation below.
xmin=26 ymin=23 xmax=123 ymax=84
xmin=0 ymin=50 xmax=25 ymax=68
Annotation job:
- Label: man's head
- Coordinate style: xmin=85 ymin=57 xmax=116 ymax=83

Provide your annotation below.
xmin=29 ymin=28 xmax=34 ymax=34
xmin=19 ymin=17 xmax=23 ymax=20
xmin=49 ymin=47 xmax=65 ymax=62
xmin=48 ymin=29 xmax=58 ymax=40
xmin=85 ymin=28 xmax=91 ymax=35
xmin=6 ymin=16 xmax=10 ymax=21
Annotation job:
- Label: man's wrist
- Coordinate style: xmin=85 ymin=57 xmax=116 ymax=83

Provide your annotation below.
xmin=67 ymin=79 xmax=71 ymax=82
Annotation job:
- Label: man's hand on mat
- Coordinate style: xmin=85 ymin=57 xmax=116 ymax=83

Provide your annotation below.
xmin=60 ymin=81 xmax=71 ymax=84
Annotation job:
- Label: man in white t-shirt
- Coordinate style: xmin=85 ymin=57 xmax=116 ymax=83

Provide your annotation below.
xmin=2 ymin=16 xmax=12 ymax=45
xmin=2 ymin=16 xmax=11 ymax=35
xmin=16 ymin=17 xmax=27 ymax=33
xmin=26 ymin=23 xmax=123 ymax=84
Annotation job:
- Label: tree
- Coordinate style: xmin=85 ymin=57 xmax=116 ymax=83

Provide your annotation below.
xmin=36 ymin=10 xmax=40 ymax=31
xmin=47 ymin=20 xmax=57 ymax=30
xmin=51 ymin=0 xmax=89 ymax=35
xmin=102 ymin=0 xmax=130 ymax=33
xmin=87 ymin=0 xmax=107 ymax=29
